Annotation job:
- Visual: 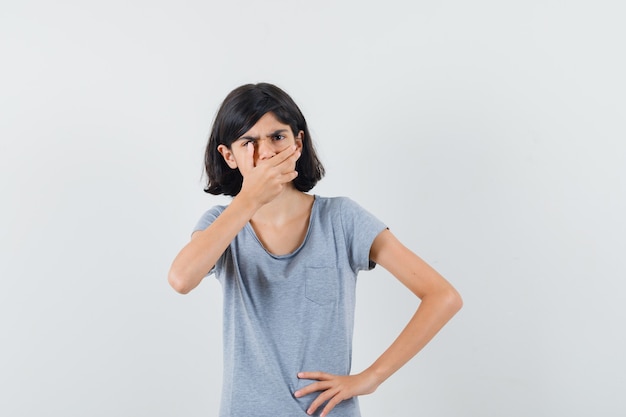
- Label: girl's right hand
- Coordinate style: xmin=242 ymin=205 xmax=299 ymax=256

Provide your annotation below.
xmin=238 ymin=143 xmax=301 ymax=207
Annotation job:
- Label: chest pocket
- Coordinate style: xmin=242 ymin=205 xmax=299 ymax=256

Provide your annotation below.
xmin=304 ymin=266 xmax=337 ymax=306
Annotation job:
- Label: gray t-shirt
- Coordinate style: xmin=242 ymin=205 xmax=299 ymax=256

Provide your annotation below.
xmin=194 ymin=195 xmax=387 ymax=417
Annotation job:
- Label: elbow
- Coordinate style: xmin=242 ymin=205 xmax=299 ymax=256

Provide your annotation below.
xmin=425 ymin=285 xmax=462 ymax=317
xmin=446 ymin=286 xmax=463 ymax=315
xmin=168 ymin=268 xmax=193 ymax=295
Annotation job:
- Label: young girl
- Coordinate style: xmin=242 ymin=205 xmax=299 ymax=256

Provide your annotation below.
xmin=168 ymin=83 xmax=462 ymax=417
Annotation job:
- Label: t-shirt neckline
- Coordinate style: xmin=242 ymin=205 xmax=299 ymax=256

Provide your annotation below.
xmin=244 ymin=194 xmax=318 ymax=260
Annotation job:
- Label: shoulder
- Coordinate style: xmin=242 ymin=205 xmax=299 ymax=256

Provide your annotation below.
xmin=199 ymin=204 xmax=228 ymax=220
xmin=314 ymin=195 xmax=384 ymax=229
xmin=193 ymin=204 xmax=228 ymax=232
xmin=206 ymin=204 xmax=228 ymax=216
xmin=314 ymin=195 xmax=360 ymax=213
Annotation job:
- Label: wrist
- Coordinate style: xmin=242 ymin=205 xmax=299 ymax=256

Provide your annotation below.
xmin=359 ymin=367 xmax=386 ymax=392
xmin=231 ymin=192 xmax=263 ymax=216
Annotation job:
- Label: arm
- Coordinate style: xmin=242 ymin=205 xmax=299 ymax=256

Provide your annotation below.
xmin=167 ymin=144 xmax=300 ymax=294
xmin=295 ymin=229 xmax=462 ymax=416
xmin=167 ymin=195 xmax=259 ymax=294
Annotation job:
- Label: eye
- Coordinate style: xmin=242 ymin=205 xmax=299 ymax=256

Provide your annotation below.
xmin=241 ymin=140 xmax=254 ymax=147
xmin=273 ymin=134 xmax=285 ymax=141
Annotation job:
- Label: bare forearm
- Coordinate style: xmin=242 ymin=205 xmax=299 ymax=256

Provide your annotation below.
xmin=365 ymin=229 xmax=463 ymax=387
xmin=167 ymin=194 xmax=259 ymax=293
xmin=363 ymin=287 xmax=462 ymax=386
xmin=294 ymin=286 xmax=462 ymax=417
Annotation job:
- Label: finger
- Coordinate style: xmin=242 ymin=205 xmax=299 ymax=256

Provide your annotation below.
xmin=277 ymin=170 xmax=298 ymax=184
xmin=307 ymin=388 xmax=339 ymax=415
xmin=280 ymin=149 xmax=301 ymax=170
xmin=320 ymin=395 xmax=344 ymax=417
xmin=294 ymin=371 xmax=332 ymax=397
xmin=263 ymin=144 xmax=296 ymax=167
xmin=293 ymin=380 xmax=331 ymax=398
xmin=271 ymin=152 xmax=300 ymax=179
xmin=244 ymin=141 xmax=255 ymax=170
xmin=298 ymin=371 xmax=332 ymax=381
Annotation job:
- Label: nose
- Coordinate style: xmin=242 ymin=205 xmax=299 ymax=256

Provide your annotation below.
xmin=256 ymin=139 xmax=276 ymax=161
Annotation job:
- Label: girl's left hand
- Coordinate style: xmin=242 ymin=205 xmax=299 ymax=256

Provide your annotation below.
xmin=294 ymin=371 xmax=379 ymax=416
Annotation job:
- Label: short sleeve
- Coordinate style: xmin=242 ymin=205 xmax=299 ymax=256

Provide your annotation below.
xmin=191 ymin=205 xmax=227 ymax=276
xmin=338 ymin=197 xmax=387 ymax=273
xmin=193 ymin=205 xmax=227 ymax=234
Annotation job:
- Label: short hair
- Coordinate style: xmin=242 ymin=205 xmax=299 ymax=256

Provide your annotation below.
xmin=204 ymin=83 xmax=325 ymax=196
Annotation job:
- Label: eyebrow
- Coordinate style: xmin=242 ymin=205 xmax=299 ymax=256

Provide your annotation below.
xmin=238 ymin=129 xmax=289 ymax=141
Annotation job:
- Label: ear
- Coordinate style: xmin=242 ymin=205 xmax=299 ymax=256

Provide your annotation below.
xmin=217 ymin=144 xmax=238 ymax=169
xmin=295 ymin=130 xmax=304 ymax=152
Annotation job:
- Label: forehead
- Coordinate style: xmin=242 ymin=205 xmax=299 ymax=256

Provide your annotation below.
xmin=238 ymin=112 xmax=291 ymax=138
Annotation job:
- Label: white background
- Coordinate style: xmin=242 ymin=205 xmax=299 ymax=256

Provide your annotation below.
xmin=1 ymin=1 xmax=625 ymax=416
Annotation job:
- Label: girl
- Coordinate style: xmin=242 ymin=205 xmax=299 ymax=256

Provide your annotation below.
xmin=168 ymin=83 xmax=462 ymax=417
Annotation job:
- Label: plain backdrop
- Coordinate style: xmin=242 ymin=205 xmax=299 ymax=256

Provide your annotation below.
xmin=1 ymin=1 xmax=625 ymax=416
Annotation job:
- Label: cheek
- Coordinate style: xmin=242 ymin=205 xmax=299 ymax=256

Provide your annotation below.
xmin=283 ymin=138 xmax=301 ymax=154
xmin=265 ymin=141 xmax=292 ymax=157
xmin=227 ymin=153 xmax=240 ymax=168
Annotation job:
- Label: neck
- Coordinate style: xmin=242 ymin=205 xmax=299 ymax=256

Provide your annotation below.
xmin=251 ymin=187 xmax=313 ymax=226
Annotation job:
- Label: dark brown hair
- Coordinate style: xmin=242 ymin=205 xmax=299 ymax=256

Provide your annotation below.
xmin=204 ymin=83 xmax=324 ymax=196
